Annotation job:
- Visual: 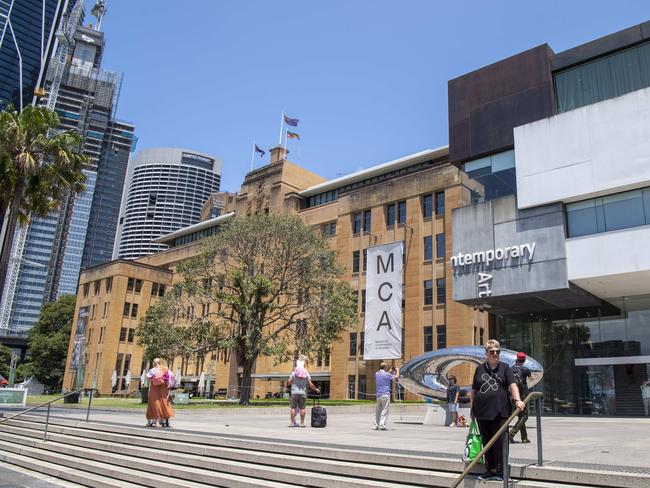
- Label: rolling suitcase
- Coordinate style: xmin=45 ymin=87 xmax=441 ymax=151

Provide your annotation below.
xmin=311 ymin=396 xmax=327 ymax=428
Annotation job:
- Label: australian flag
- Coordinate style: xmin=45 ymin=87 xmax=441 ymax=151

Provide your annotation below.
xmin=254 ymin=144 xmax=265 ymax=157
xmin=283 ymin=115 xmax=299 ymax=127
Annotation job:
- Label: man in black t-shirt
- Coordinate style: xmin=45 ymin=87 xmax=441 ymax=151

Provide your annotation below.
xmin=447 ymin=375 xmax=460 ymax=427
xmin=509 ymin=351 xmax=532 ymax=443
xmin=470 ymin=340 xmax=525 ymax=482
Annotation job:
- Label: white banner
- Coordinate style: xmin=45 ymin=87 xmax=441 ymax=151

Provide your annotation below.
xmin=364 ymin=241 xmax=403 ymax=360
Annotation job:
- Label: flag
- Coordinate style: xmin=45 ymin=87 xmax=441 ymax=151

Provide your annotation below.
xmin=283 ymin=115 xmax=299 ymax=127
xmin=287 ymin=130 xmax=300 ymax=140
xmin=254 ymin=144 xmax=265 ymax=157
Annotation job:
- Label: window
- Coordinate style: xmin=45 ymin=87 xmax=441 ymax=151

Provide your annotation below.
xmin=436 ymin=234 xmax=445 ymax=259
xmin=102 ymin=302 xmax=108 ymax=318
xmin=435 ymin=191 xmax=445 ymax=216
xmin=386 ymin=204 xmax=396 ymax=226
xmin=105 ymin=277 xmax=113 ymax=293
xmin=130 ymin=303 xmax=139 ymax=318
xmin=349 ymin=333 xmax=357 ymax=357
xmin=127 ymin=278 xmax=135 ymax=292
xmin=123 ymin=302 xmax=131 ymax=317
xmin=317 ymin=349 xmax=331 ymax=367
xmin=361 ymin=290 xmax=366 ymax=313
xmin=424 ymin=235 xmax=433 ymax=261
xmin=119 ymin=327 xmax=127 ymax=342
xmin=93 ymin=281 xmax=100 ymax=295
xmin=358 ymin=374 xmax=367 ymax=399
xmin=151 ymin=283 xmax=165 ymax=297
xmin=123 ymin=354 xmax=131 ymax=376
xmin=424 ymin=326 xmax=433 ymax=352
xmin=398 ymin=201 xmax=406 ymax=224
xmin=348 ymin=375 xmax=356 ymax=399
xmin=554 ymin=40 xmax=650 ymax=113
xmin=352 ymin=213 xmax=361 ymax=234
xmin=362 ymin=249 xmax=367 ymax=272
xmin=322 ymin=222 xmax=336 ymax=237
xmin=352 ymin=251 xmax=360 ymax=273
xmin=127 ymin=328 xmax=135 ymax=343
xmin=424 ymin=280 xmax=433 ymax=306
xmin=83 ymin=283 xmax=89 ymax=298
xmin=436 ymin=278 xmax=446 ymax=304
xmin=115 ymin=353 xmax=123 ymax=376
xmin=91 ymin=304 xmax=96 ymax=320
xmin=422 ymin=194 xmax=433 ymax=219
xmin=566 ymin=187 xmax=650 ymax=237
xmin=436 ymin=325 xmax=447 ymax=349
xmin=363 ymin=210 xmax=372 ymax=232
xmin=479 ymin=328 xmax=485 ymax=345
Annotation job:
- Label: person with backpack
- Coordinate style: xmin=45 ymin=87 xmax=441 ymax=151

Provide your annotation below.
xmin=146 ymin=358 xmax=174 ymax=428
xmin=287 ymin=355 xmax=320 ymax=427
xmin=509 ymin=351 xmax=532 ymax=443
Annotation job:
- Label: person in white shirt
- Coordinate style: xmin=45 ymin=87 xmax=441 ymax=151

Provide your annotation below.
xmin=641 ymin=379 xmax=650 ymax=416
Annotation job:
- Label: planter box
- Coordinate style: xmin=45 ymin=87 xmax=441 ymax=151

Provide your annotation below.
xmin=174 ymin=392 xmax=189 ymax=405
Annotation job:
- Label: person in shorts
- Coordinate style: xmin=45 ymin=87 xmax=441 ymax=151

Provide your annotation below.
xmin=287 ymin=355 xmax=320 ymax=427
xmin=447 ymin=375 xmax=460 ymax=427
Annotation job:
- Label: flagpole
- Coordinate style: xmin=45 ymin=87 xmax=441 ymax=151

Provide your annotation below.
xmin=250 ymin=142 xmax=255 ymax=172
xmin=278 ymin=112 xmax=284 ymax=146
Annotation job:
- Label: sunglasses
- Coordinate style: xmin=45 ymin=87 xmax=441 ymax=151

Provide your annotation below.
xmin=488 ymin=349 xmax=501 ymax=355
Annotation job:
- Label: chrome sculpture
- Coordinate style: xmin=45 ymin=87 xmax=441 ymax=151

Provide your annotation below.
xmin=398 ymin=346 xmax=543 ymax=401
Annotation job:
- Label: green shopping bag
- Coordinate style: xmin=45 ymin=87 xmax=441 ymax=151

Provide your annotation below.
xmin=462 ymin=418 xmax=485 ymax=464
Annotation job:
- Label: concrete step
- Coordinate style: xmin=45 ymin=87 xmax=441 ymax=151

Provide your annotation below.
xmin=0 ymin=427 xmax=429 ymax=488
xmin=0 ymin=421 xmax=444 ymax=487
xmin=4 ymin=414 xmax=648 ymax=488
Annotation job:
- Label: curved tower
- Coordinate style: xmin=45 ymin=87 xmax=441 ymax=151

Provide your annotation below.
xmin=116 ymin=148 xmax=222 ymax=260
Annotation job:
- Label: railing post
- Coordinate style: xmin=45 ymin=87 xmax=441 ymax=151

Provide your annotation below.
xmin=536 ymin=395 xmax=543 ymax=466
xmin=86 ymin=388 xmax=94 ymax=422
xmin=502 ymin=429 xmax=509 ymax=488
xmin=43 ymin=403 xmax=51 ymax=441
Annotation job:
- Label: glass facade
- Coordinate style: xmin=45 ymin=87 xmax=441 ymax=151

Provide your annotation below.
xmin=462 ymin=150 xmax=517 ymax=203
xmin=566 ymin=186 xmax=650 ymax=237
xmin=305 ymin=189 xmax=338 ymax=208
xmin=0 ymin=0 xmax=61 ymax=110
xmin=496 ymin=295 xmax=650 ymax=415
xmin=58 ymin=171 xmax=96 ymax=296
xmin=554 ymin=41 xmax=650 ymax=113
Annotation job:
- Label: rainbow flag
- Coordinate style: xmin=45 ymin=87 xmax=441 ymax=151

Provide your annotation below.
xmin=287 ymin=131 xmax=300 ymax=140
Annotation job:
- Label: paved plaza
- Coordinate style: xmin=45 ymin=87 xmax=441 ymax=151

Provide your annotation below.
xmin=11 ymin=403 xmax=649 ymax=472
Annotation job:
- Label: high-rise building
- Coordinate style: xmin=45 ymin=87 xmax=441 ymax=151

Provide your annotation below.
xmin=0 ymin=0 xmax=67 ymax=111
xmin=2 ymin=12 xmax=136 ymax=334
xmin=115 ymin=148 xmax=222 ymax=260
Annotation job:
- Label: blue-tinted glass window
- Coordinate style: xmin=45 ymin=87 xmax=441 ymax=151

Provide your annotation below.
xmin=398 ymin=201 xmax=406 ymax=224
xmin=352 ymin=213 xmax=361 ymax=234
xmin=363 ymin=249 xmax=367 ymax=272
xmin=424 ymin=326 xmax=433 ymax=352
xmin=436 ymin=278 xmax=446 ymax=304
xmin=436 ymin=234 xmax=446 ymax=259
xmin=435 ymin=191 xmax=445 ymax=216
xmin=436 ymin=325 xmax=447 ymax=350
xmin=349 ymin=333 xmax=357 ymax=357
xmin=352 ymin=251 xmax=360 ymax=273
xmin=423 ymin=235 xmax=432 ymax=261
xmin=602 ymin=190 xmax=645 ymax=232
xmin=386 ymin=204 xmax=396 ymax=226
xmin=363 ymin=210 xmax=371 ymax=232
xmin=422 ymin=195 xmax=433 ymax=219
xmin=424 ymin=280 xmax=433 ymax=305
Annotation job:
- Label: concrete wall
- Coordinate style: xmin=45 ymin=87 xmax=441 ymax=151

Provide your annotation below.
xmin=514 ymin=86 xmax=650 ymax=209
xmin=452 ymin=195 xmax=568 ymax=301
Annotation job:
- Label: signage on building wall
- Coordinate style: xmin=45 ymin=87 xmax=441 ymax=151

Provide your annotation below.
xmin=450 ymin=242 xmax=536 ymax=268
xmin=364 ymin=241 xmax=403 ymax=360
xmin=70 ymin=306 xmax=89 ymax=370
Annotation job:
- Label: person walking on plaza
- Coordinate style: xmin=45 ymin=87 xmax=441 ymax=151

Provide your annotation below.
xmin=447 ymin=375 xmax=460 ymax=427
xmin=509 ymin=351 xmax=532 ymax=443
xmin=373 ymin=363 xmax=397 ymax=431
xmin=641 ymin=379 xmax=650 ymax=416
xmin=470 ymin=340 xmax=524 ymax=482
xmin=146 ymin=358 xmax=174 ymax=428
xmin=287 ymin=355 xmax=320 ymax=427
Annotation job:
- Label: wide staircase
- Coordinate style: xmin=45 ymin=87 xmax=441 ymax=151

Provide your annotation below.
xmin=0 ymin=414 xmax=647 ymax=487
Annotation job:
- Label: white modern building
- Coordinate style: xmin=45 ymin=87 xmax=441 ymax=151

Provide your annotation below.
xmin=115 ymin=148 xmax=222 ymax=260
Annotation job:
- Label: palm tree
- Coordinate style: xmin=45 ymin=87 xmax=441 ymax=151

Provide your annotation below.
xmin=0 ymin=104 xmax=88 ymax=296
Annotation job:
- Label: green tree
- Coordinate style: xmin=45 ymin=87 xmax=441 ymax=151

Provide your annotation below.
xmin=0 ymin=343 xmax=12 ymax=379
xmin=20 ymin=294 xmax=76 ymax=390
xmin=0 ymin=105 xmax=88 ymax=294
xmin=141 ymin=214 xmax=357 ymax=405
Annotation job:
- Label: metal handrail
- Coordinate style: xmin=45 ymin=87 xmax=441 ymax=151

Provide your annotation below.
xmin=0 ymin=387 xmax=97 ymax=441
xmin=451 ymin=391 xmax=543 ymax=488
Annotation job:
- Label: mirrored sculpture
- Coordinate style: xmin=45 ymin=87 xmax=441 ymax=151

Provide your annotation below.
xmin=398 ymin=346 xmax=543 ymax=401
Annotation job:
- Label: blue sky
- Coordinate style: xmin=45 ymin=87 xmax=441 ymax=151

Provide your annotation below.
xmin=90 ymin=1 xmax=648 ymax=192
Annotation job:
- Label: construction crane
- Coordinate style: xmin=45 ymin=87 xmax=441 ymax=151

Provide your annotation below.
xmin=0 ymin=0 xmax=84 ymax=330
